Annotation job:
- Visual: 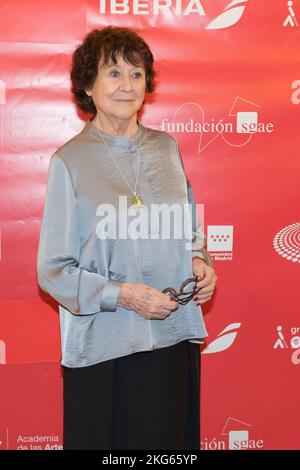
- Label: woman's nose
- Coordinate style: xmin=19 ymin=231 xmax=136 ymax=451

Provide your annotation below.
xmin=120 ymin=75 xmax=134 ymax=91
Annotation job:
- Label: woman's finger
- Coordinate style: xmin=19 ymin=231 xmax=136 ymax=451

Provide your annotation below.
xmin=196 ymin=295 xmax=213 ymax=304
xmin=196 ymin=278 xmax=215 ymax=290
xmin=195 ymin=286 xmax=214 ymax=296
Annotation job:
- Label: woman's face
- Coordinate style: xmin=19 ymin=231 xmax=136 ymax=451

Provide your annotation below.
xmin=86 ymin=55 xmax=146 ymax=122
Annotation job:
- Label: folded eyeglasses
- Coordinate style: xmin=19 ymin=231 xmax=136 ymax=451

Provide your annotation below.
xmin=161 ymin=275 xmax=201 ymax=305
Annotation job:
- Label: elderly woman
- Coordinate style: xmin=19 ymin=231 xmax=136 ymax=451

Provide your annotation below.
xmin=37 ymin=26 xmax=217 ymax=450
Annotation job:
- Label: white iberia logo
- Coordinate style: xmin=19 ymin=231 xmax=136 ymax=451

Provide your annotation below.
xmin=99 ymin=0 xmax=206 ymax=15
xmin=202 ymin=323 xmax=241 ymax=354
xmin=206 ymin=0 xmax=248 ymax=30
xmin=99 ymin=0 xmax=248 ymax=29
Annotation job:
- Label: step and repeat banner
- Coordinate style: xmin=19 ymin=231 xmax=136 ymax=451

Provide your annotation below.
xmin=0 ymin=0 xmax=299 ymax=450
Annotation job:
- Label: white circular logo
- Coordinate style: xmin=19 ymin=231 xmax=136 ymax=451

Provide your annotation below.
xmin=273 ymin=222 xmax=300 ymax=263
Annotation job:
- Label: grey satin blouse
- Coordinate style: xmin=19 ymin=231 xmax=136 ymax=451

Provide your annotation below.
xmin=37 ymin=119 xmax=212 ymax=368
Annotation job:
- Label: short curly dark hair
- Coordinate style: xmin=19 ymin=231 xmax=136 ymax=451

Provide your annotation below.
xmin=70 ymin=26 xmax=156 ymax=116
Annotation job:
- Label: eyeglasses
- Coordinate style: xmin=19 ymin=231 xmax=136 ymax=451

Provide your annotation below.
xmin=161 ymin=275 xmax=201 ymax=305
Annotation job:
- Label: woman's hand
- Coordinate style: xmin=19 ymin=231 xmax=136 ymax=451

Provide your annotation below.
xmin=117 ymin=283 xmax=178 ymax=320
xmin=192 ymin=258 xmax=217 ymax=305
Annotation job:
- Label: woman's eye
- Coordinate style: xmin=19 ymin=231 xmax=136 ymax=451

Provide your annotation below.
xmin=110 ymin=70 xmax=120 ymax=77
xmin=133 ymin=72 xmax=143 ymax=79
xmin=109 ymin=70 xmax=143 ymax=79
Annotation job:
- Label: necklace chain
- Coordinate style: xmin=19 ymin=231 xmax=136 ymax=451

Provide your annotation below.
xmin=92 ymin=121 xmax=144 ymax=208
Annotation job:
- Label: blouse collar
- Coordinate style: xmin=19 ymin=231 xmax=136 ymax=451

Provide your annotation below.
xmin=84 ymin=118 xmax=146 ymax=150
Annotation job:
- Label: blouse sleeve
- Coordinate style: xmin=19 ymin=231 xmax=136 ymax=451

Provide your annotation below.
xmin=37 ymin=153 xmax=123 ymax=315
xmin=174 ymin=141 xmax=213 ymax=268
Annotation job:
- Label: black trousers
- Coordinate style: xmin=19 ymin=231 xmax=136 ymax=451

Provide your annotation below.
xmin=63 ymin=340 xmax=200 ymax=450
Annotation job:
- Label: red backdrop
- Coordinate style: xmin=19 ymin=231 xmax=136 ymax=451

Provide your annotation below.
xmin=0 ymin=0 xmax=299 ymax=450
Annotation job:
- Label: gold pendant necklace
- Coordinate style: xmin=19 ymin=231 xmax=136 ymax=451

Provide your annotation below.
xmin=93 ymin=121 xmax=144 ymax=209
xmin=130 ymin=192 xmax=144 ymax=209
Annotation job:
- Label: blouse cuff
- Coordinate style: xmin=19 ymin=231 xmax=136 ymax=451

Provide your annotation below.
xmin=100 ymin=280 xmax=123 ymax=312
